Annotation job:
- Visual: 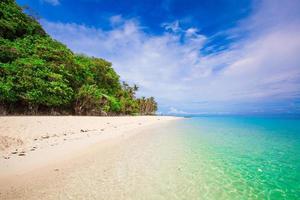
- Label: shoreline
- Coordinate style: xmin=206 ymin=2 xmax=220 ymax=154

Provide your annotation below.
xmin=0 ymin=116 xmax=180 ymax=178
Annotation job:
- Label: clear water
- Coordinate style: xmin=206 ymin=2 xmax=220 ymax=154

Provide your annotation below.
xmin=19 ymin=116 xmax=299 ymax=199
xmin=165 ymin=116 xmax=300 ymax=199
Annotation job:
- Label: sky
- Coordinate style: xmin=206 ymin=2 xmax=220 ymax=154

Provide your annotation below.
xmin=17 ymin=0 xmax=300 ymax=115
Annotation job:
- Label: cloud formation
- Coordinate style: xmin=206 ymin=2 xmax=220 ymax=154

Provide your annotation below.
xmin=42 ymin=0 xmax=60 ymax=6
xmin=41 ymin=0 xmax=300 ymax=114
xmin=168 ymin=107 xmax=187 ymax=115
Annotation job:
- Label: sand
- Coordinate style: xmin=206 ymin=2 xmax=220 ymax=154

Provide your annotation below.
xmin=0 ymin=116 xmax=179 ymax=199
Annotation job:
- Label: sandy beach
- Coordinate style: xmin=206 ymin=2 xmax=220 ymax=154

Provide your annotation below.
xmin=0 ymin=116 xmax=179 ymax=199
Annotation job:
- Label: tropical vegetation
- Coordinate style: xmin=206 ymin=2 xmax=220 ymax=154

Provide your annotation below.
xmin=0 ymin=0 xmax=157 ymax=115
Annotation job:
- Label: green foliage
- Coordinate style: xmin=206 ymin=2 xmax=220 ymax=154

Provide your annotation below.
xmin=73 ymin=55 xmax=121 ymax=94
xmin=0 ymin=0 xmax=45 ymax=40
xmin=0 ymin=0 xmax=158 ymax=115
xmin=0 ymin=74 xmax=17 ymax=102
xmin=0 ymin=38 xmax=19 ymax=62
xmin=75 ymin=84 xmax=104 ymax=114
xmin=108 ymin=96 xmax=121 ymax=113
xmin=137 ymin=97 xmax=158 ymax=115
xmin=1 ymin=57 xmax=73 ymax=107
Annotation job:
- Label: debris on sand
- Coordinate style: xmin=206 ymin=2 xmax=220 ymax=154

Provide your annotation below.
xmin=0 ymin=136 xmax=23 ymax=151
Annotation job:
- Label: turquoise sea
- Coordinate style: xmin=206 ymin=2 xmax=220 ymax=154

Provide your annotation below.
xmin=19 ymin=115 xmax=299 ymax=199
xmin=42 ymin=115 xmax=299 ymax=199
xmin=147 ymin=116 xmax=300 ymax=199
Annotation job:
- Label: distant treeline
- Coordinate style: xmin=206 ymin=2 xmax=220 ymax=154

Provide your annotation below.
xmin=0 ymin=0 xmax=157 ymax=115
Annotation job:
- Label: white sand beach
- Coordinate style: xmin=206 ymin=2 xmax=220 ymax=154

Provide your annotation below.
xmin=0 ymin=116 xmax=179 ymax=199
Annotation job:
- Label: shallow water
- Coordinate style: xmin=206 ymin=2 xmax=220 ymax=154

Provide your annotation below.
xmin=155 ymin=116 xmax=300 ymax=199
xmin=107 ymin=116 xmax=300 ymax=199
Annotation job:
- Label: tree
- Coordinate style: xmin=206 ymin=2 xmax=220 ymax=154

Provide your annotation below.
xmin=137 ymin=96 xmax=157 ymax=115
xmin=75 ymin=85 xmax=106 ymax=115
xmin=0 ymin=0 xmax=158 ymax=116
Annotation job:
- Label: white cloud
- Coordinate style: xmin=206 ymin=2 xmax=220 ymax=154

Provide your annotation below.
xmin=168 ymin=107 xmax=187 ymax=115
xmin=109 ymin=15 xmax=123 ymax=26
xmin=162 ymin=21 xmax=181 ymax=33
xmin=42 ymin=0 xmax=60 ymax=6
xmin=41 ymin=18 xmax=208 ymax=103
xmin=40 ymin=0 xmax=300 ymax=113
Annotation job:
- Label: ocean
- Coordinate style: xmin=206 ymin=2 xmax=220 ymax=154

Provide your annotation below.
xmin=140 ymin=116 xmax=300 ymax=199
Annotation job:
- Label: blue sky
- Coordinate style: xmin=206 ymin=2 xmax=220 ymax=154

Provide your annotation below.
xmin=17 ymin=0 xmax=300 ymax=114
